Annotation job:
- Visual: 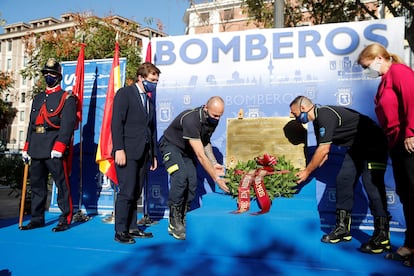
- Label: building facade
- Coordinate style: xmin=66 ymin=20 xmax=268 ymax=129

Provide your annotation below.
xmin=0 ymin=13 xmax=163 ymax=152
xmin=184 ymin=0 xmax=258 ymax=34
xmin=184 ymin=0 xmax=413 ymax=65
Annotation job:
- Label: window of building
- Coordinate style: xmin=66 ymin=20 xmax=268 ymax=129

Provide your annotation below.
xmin=19 ymin=130 xmax=25 ymax=144
xmin=199 ymin=12 xmax=210 ymax=25
xmin=7 ymin=58 xmax=12 ymax=70
xmin=8 ymin=40 xmax=12 ymax=51
xmin=21 ymin=93 xmax=26 ymax=103
xmin=20 ymin=111 xmax=25 ymax=121
xmin=0 ymin=41 xmax=2 ymax=52
xmin=223 ymin=9 xmax=234 ymax=21
xmin=23 ymin=56 xmax=28 ymax=67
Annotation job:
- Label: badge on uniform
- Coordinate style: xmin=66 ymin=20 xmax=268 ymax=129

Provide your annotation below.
xmin=319 ymin=127 xmax=326 ymax=138
xmin=35 ymin=126 xmax=45 ymax=133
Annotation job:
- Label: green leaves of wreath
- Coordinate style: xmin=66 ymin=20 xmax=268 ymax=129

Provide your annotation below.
xmin=225 ymin=154 xmax=300 ymax=200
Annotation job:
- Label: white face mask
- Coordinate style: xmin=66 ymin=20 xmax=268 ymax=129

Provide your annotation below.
xmin=363 ymin=59 xmax=381 ymax=78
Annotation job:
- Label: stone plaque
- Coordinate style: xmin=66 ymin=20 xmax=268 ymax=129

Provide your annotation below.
xmin=226 ymin=117 xmax=307 ymax=169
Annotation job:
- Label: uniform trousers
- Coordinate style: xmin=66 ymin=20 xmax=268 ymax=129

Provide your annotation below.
xmin=335 ymin=151 xmax=388 ymax=217
xmin=390 ymin=142 xmax=414 ymax=248
xmin=30 ymin=158 xmax=73 ymax=225
xmin=159 ymin=138 xmax=197 ymax=207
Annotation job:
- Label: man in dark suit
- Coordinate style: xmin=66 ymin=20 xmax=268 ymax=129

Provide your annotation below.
xmin=111 ymin=62 xmax=160 ymax=244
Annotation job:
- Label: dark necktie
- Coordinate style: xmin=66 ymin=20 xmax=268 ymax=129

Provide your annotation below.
xmin=141 ymin=93 xmax=147 ymax=113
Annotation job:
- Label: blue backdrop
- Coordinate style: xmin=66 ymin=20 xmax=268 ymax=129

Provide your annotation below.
xmin=50 ymin=58 xmax=126 ymax=214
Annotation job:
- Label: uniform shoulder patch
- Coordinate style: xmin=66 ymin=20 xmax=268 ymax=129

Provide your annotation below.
xmin=319 ymin=127 xmax=326 ymax=138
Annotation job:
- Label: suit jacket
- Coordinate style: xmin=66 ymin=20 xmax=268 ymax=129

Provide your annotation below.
xmin=111 ymin=84 xmax=157 ymax=163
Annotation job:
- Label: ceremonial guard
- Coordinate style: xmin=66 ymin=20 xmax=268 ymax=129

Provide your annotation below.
xmin=21 ymin=58 xmax=77 ymax=232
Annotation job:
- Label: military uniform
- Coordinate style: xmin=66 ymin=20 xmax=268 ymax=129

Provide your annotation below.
xmin=21 ymin=58 xmax=77 ymax=232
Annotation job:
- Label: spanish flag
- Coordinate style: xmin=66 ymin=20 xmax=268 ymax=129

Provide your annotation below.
xmin=95 ymin=35 xmax=121 ymax=184
xmin=145 ymin=37 xmax=152 ymax=63
xmin=73 ymin=42 xmax=86 ymax=128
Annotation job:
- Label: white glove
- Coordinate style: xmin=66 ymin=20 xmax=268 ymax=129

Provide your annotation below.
xmin=22 ymin=151 xmax=31 ymax=163
xmin=51 ymin=150 xmax=63 ymax=159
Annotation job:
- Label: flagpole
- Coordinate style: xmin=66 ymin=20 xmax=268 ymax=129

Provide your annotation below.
xmin=97 ymin=32 xmax=121 ymax=223
xmin=72 ymin=41 xmax=90 ymax=223
xmin=73 ymin=120 xmax=90 ymax=222
xmin=102 ymin=179 xmax=116 ymax=224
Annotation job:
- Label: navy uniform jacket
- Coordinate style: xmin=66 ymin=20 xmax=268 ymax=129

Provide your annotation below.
xmin=111 ymin=84 xmax=157 ymax=163
xmin=25 ymin=88 xmax=77 ymax=159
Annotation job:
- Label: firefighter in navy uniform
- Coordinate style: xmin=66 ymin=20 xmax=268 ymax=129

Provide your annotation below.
xmin=159 ymin=96 xmax=230 ymax=240
xmin=20 ymin=58 xmax=77 ymax=232
xmin=290 ymin=96 xmax=391 ymax=254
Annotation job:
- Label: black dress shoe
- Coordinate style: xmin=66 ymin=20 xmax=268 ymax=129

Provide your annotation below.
xmin=20 ymin=222 xmax=44 ymax=230
xmin=115 ymin=232 xmax=136 ymax=244
xmin=129 ymin=229 xmax=153 ymax=238
xmin=52 ymin=223 xmax=70 ymax=232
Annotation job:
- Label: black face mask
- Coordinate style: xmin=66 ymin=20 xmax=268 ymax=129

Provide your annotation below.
xmin=45 ymin=75 xmax=59 ymax=87
xmin=206 ymin=111 xmax=219 ymax=126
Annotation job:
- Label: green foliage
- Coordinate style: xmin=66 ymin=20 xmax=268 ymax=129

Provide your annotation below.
xmin=0 ymin=101 xmax=17 ymax=130
xmin=0 ymin=71 xmax=16 ymax=130
xmin=225 ymin=154 xmax=299 ymax=201
xmin=242 ymin=0 xmax=275 ymax=28
xmin=0 ymin=154 xmax=25 ymax=196
xmin=20 ymin=13 xmax=143 ymax=95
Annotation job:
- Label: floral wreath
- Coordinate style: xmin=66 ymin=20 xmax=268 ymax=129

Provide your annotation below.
xmin=225 ymin=153 xmax=300 ymax=214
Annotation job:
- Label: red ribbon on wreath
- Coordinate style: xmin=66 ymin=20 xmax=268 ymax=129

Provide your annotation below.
xmin=231 ymin=153 xmax=293 ymax=215
xmin=232 ymin=168 xmax=272 ymax=215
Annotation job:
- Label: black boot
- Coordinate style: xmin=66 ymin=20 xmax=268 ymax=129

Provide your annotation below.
xmin=322 ymin=209 xmax=352 ymax=243
xmin=360 ymin=216 xmax=391 ymax=254
xmin=168 ymin=204 xmax=185 ymax=240
xmin=181 ymin=203 xmax=191 ymax=228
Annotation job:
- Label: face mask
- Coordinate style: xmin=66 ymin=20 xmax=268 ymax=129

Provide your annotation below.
xmin=295 ymin=97 xmax=310 ymax=124
xmin=206 ymin=112 xmax=219 ymax=126
xmin=363 ymin=59 xmax=381 ymax=78
xmin=45 ymin=75 xmax=59 ymax=87
xmin=143 ymin=80 xmax=157 ymax=93
xmin=296 ymin=112 xmax=309 ymax=124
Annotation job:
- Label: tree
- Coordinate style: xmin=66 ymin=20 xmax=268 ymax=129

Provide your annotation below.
xmin=0 ymin=13 xmax=17 ymax=132
xmin=0 ymin=71 xmax=17 ymax=131
xmin=242 ymin=0 xmax=414 ymax=54
xmin=20 ymin=13 xmax=143 ymax=95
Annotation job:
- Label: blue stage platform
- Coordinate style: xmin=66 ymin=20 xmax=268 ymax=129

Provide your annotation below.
xmin=0 ymin=180 xmax=411 ymax=275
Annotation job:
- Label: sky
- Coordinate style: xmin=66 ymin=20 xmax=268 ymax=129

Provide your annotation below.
xmin=0 ymin=0 xmax=190 ymax=36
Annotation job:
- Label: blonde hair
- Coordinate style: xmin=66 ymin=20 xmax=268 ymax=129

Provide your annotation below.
xmin=358 ymin=43 xmax=404 ymax=65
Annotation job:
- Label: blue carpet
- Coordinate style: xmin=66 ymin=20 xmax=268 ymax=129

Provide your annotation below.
xmin=0 ymin=180 xmax=411 ymax=276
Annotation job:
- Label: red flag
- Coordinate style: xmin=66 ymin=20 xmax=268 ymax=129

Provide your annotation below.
xmin=145 ymin=38 xmax=152 ymax=63
xmin=96 ymin=37 xmax=121 ymax=184
xmin=72 ymin=43 xmax=86 ymax=129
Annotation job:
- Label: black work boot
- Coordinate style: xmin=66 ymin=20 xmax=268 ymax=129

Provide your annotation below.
xmin=168 ymin=204 xmax=186 ymax=240
xmin=181 ymin=203 xmax=191 ymax=228
xmin=322 ymin=209 xmax=352 ymax=243
xmin=360 ymin=216 xmax=391 ymax=254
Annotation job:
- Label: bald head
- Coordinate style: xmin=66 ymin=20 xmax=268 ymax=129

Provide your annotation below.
xmin=205 ymin=96 xmax=224 ymax=120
